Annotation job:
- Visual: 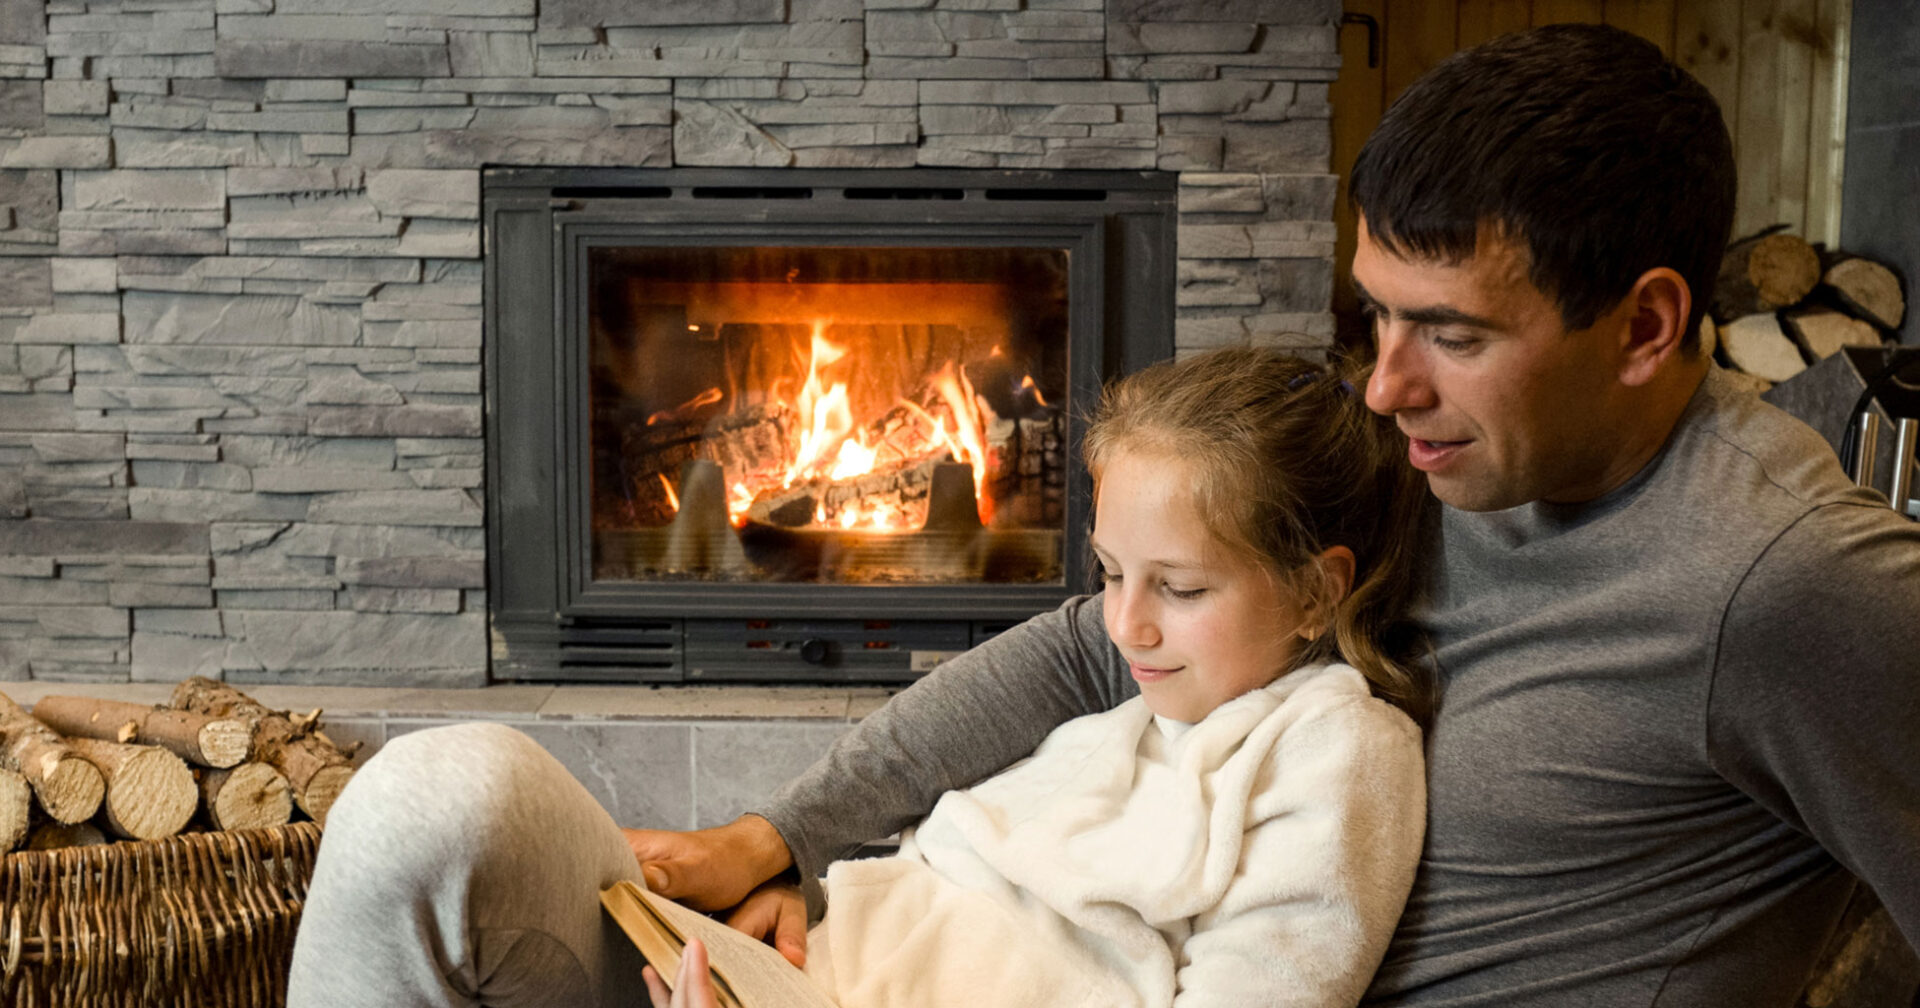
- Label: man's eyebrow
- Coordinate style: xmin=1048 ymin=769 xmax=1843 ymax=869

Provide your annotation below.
xmin=1351 ymin=279 xmax=1501 ymax=331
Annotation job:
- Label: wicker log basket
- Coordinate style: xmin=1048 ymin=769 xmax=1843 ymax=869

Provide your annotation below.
xmin=0 ymin=821 xmax=322 ymax=1008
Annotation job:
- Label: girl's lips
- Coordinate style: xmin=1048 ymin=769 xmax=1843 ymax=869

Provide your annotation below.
xmin=1407 ymin=437 xmax=1468 ymax=472
xmin=1130 ymin=662 xmax=1179 ymax=684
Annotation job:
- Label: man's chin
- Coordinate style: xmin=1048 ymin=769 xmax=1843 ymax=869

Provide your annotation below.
xmin=1423 ymin=471 xmax=1533 ymax=513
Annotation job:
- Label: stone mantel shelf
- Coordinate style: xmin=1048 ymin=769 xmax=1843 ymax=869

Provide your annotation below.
xmin=4 ymin=680 xmax=897 ymax=723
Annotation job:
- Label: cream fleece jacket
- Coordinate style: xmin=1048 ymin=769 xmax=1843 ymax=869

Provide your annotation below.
xmin=804 ymin=661 xmax=1426 ymax=1008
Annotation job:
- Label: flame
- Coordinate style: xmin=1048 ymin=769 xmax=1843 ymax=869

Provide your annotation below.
xmin=932 ymin=363 xmax=993 ymax=523
xmin=1019 ymin=374 xmax=1048 ymax=408
xmin=659 ymin=473 xmax=679 ymax=512
xmin=674 ymin=319 xmax=1039 ymax=533
xmin=646 ymin=386 xmax=723 ymax=426
xmin=785 ymin=323 xmax=858 ymax=484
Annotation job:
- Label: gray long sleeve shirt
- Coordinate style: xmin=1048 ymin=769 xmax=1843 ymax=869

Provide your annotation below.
xmin=755 ymin=367 xmax=1920 ymax=1006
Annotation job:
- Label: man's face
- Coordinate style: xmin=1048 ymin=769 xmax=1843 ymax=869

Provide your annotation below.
xmin=1353 ymin=219 xmax=1638 ymax=512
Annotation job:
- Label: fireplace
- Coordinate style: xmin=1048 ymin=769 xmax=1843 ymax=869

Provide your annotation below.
xmin=486 ymin=168 xmax=1175 ymax=683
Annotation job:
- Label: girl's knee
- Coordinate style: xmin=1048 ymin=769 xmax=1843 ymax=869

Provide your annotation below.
xmin=331 ymin=722 xmax=567 ymax=836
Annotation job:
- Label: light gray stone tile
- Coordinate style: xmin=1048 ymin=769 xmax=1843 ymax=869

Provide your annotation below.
xmin=111 ymin=582 xmax=214 ymax=608
xmin=224 ymin=609 xmax=485 ymax=673
xmin=215 ymin=40 xmax=452 ymax=79
xmin=692 ymin=720 xmax=851 ymax=827
xmin=212 ymin=588 xmax=337 ymax=609
xmin=131 ymin=623 xmax=227 ymax=679
xmin=123 ymin=292 xmax=360 ymax=348
xmin=128 ymin=488 xmax=310 ymax=522
xmin=348 ymin=125 xmax=670 ymax=169
xmin=303 ymin=487 xmax=482 ymax=526
xmin=343 ymin=585 xmax=462 ymax=612
xmin=1 ymin=136 xmax=112 ymax=169
xmin=538 ymin=685 xmax=853 ymax=721
xmin=382 ymin=717 xmax=696 ymax=829
xmin=49 ymin=257 xmax=115 ymax=293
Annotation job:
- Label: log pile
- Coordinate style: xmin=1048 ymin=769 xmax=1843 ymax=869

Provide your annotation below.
xmin=1710 ymin=226 xmax=1907 ymax=391
xmin=0 ymin=680 xmax=359 ymax=853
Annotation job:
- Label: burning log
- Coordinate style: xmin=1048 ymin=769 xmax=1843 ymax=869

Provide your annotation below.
xmin=170 ymin=677 xmax=357 ymax=825
xmin=0 ymin=692 xmax=105 ymax=824
xmin=29 ymin=694 xmax=252 ymax=769
xmin=64 ymin=737 xmax=198 ymax=841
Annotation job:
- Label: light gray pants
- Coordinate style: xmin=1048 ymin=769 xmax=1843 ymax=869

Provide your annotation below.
xmin=286 ymin=722 xmax=650 ymax=1008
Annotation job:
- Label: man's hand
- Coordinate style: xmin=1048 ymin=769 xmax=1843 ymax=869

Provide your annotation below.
xmin=623 ymin=814 xmax=795 ymax=913
xmin=723 ymin=880 xmax=809 ymax=968
xmin=642 ymin=938 xmax=718 ymax=1008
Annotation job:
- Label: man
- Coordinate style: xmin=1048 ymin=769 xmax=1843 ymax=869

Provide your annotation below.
xmin=635 ymin=23 xmax=1920 ymax=1006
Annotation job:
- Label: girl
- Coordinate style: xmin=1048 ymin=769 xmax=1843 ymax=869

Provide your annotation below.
xmin=647 ymin=346 xmax=1432 ymax=1008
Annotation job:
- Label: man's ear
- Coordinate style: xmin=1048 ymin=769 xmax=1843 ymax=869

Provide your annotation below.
xmin=1617 ymin=267 xmax=1691 ymax=387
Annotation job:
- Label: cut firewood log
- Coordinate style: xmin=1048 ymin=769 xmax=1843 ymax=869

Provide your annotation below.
xmin=1785 ymin=309 xmax=1885 ymax=361
xmin=1721 ymin=313 xmax=1808 ymax=383
xmin=29 ymin=694 xmax=251 ymax=769
xmin=170 ymin=677 xmax=356 ymax=825
xmin=1820 ymin=255 xmax=1906 ymax=330
xmin=63 ymin=737 xmax=197 ymax=841
xmin=1713 ymin=228 xmax=1821 ymax=321
xmin=0 ymin=768 xmax=28 ymax=852
xmin=26 ymin=818 xmax=107 ymax=850
xmin=201 ymin=762 xmax=293 ymax=832
xmin=0 ymin=692 xmax=105 ymax=824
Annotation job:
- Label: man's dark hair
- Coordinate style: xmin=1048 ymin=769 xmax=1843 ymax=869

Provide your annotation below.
xmin=1349 ymin=23 xmax=1736 ymax=351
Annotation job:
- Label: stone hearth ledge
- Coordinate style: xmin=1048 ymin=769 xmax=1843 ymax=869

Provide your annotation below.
xmin=3 ymin=680 xmax=897 ymax=722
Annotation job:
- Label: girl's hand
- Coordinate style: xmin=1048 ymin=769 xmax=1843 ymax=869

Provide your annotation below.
xmin=642 ymin=938 xmax=719 ymax=1008
xmin=724 ymin=879 xmax=809 ymax=968
xmin=623 ymin=815 xmax=794 ymax=912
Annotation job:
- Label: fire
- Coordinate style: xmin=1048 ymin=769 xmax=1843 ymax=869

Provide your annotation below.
xmin=665 ymin=320 xmax=1031 ymax=533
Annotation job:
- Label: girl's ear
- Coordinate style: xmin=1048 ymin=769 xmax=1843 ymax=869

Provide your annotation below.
xmin=1317 ymin=545 xmax=1356 ymax=603
xmin=1299 ymin=545 xmax=1356 ymax=640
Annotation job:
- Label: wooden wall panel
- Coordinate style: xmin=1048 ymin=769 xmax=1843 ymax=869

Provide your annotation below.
xmin=1803 ymin=0 xmax=1849 ymax=245
xmin=1457 ymin=0 xmax=1533 ymax=48
xmin=1735 ymin=0 xmax=1784 ymax=237
xmin=1532 ymin=0 xmax=1605 ymax=24
xmin=1383 ymin=0 xmax=1462 ymax=100
xmin=1602 ymin=0 xmax=1677 ymax=55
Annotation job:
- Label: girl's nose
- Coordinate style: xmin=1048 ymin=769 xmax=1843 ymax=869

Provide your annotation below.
xmin=1106 ymin=587 xmax=1160 ymax=651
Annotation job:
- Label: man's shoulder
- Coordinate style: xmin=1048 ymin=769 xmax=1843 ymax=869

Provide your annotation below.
xmin=1659 ymin=368 xmax=1885 ymax=527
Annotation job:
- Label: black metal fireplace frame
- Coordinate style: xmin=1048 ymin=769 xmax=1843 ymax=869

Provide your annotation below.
xmin=485 ymin=167 xmax=1176 ymax=682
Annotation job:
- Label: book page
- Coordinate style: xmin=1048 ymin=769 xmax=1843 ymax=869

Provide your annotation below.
xmin=602 ymin=881 xmax=838 ymax=1008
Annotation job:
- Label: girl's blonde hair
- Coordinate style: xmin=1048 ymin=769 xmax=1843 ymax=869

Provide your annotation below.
xmin=1083 ymin=346 xmax=1433 ymax=722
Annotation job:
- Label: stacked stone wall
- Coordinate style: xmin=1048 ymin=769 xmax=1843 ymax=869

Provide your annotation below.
xmin=0 ymin=0 xmax=1340 ymax=685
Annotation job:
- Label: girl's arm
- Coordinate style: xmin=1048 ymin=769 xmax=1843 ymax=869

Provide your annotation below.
xmin=752 ymin=593 xmax=1130 ymax=881
xmin=1176 ymin=696 xmax=1426 ymax=1008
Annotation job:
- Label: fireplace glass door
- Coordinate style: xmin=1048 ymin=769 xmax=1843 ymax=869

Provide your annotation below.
xmin=586 ymin=244 xmax=1070 ymax=587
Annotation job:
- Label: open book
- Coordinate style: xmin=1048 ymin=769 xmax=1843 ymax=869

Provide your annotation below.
xmin=600 ymin=880 xmax=837 ymax=1008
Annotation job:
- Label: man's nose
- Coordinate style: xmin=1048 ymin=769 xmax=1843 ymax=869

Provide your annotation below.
xmin=1365 ymin=327 xmax=1434 ymax=416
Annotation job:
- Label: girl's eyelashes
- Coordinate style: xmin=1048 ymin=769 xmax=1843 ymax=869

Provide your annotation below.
xmin=1097 ymin=568 xmax=1204 ymax=601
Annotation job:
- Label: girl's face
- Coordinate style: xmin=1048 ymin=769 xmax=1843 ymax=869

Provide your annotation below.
xmin=1091 ymin=448 xmax=1312 ymax=723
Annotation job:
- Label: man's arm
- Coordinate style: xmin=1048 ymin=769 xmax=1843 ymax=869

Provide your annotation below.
xmin=1709 ymin=502 xmax=1920 ymax=947
xmin=754 ymin=592 xmax=1128 ymax=880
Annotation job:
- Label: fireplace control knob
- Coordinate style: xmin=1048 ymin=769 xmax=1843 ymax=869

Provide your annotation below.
xmin=798 ymin=638 xmax=832 ymax=665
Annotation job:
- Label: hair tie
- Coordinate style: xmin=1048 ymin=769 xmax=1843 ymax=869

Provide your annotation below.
xmin=1339 ymin=379 xmax=1358 ymax=397
xmin=1287 ymin=372 xmax=1319 ymax=391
